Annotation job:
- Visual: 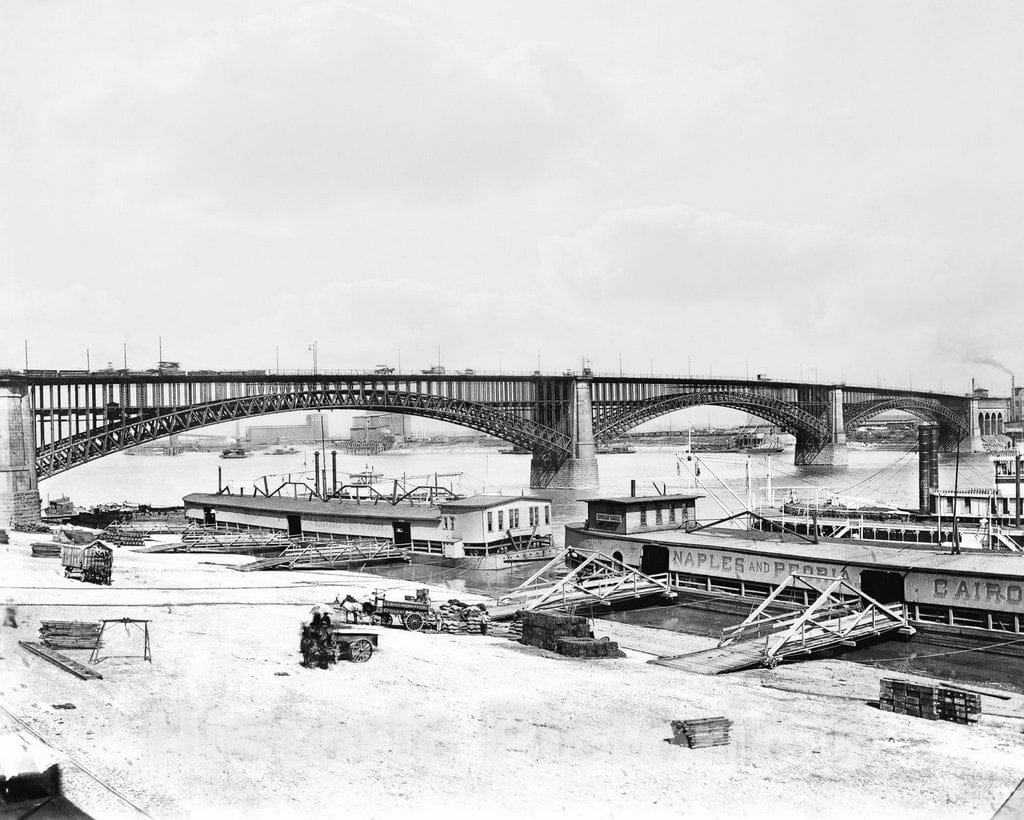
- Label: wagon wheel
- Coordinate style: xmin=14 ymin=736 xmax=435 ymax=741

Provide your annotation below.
xmin=378 ymin=613 xmax=394 ymax=627
xmin=404 ymin=612 xmax=425 ymax=632
xmin=348 ymin=639 xmax=373 ymax=663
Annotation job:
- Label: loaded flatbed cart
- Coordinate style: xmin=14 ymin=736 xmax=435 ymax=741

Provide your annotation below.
xmin=372 ymin=589 xmax=431 ymax=632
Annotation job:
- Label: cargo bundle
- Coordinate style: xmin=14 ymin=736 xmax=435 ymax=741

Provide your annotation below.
xmin=878 ymin=678 xmax=982 ymax=725
xmin=518 ymin=611 xmax=592 ymax=651
xmin=38 ymin=620 xmax=103 ymax=650
xmin=670 ymin=717 xmax=733 ymax=749
xmin=555 ymin=636 xmax=625 ymax=659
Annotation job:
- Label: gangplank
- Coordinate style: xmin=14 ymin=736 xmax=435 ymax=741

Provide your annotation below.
xmin=650 ymin=573 xmax=915 ymax=675
xmin=489 ymin=548 xmax=675 ymax=619
xmin=237 ymin=538 xmax=407 ymax=571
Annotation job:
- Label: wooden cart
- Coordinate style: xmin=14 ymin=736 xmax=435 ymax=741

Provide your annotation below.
xmin=301 ymin=622 xmax=378 ymax=668
xmin=59 ymin=541 xmax=113 ymax=585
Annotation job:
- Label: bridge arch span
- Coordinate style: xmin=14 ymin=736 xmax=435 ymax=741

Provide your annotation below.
xmin=593 ymin=389 xmax=829 ymax=444
xmin=36 ymin=388 xmax=572 ymax=479
xmin=843 ymin=397 xmax=968 ymax=440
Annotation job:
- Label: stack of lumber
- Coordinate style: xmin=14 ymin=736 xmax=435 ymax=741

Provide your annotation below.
xmin=518 ymin=610 xmax=592 ymax=651
xmin=31 ymin=542 xmax=62 ymax=557
xmin=104 ymin=527 xmax=146 ymax=547
xmin=39 ymin=620 xmax=103 ymax=650
xmin=556 ymin=636 xmax=625 ymax=659
xmin=670 ymin=718 xmax=733 ymax=749
xmin=879 ymin=678 xmax=982 ymax=724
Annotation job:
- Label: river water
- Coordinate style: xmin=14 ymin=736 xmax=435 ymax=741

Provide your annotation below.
xmin=40 ymin=443 xmax=1024 ymax=691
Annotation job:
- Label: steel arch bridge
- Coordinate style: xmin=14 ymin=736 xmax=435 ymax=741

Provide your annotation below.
xmin=0 ymin=368 xmax=984 ymax=497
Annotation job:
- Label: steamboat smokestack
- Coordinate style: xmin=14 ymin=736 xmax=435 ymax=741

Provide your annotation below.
xmin=918 ymin=424 xmax=938 ymax=514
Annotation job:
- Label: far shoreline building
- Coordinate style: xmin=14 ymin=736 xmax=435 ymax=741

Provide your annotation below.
xmin=246 ymin=413 xmax=325 ymax=445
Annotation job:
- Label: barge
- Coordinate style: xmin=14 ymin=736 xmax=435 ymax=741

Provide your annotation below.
xmin=183 ymin=491 xmax=556 ymax=570
xmin=565 ymin=493 xmax=1024 ymax=650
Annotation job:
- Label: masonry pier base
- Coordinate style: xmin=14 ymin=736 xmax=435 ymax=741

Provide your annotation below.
xmin=0 ymin=384 xmax=40 ymax=529
xmin=529 ymin=455 xmax=600 ymax=491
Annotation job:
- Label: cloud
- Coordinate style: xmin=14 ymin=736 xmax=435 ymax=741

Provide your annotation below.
xmin=537 ymin=205 xmax=1024 ymax=386
xmin=55 ymin=4 xmax=610 ymax=213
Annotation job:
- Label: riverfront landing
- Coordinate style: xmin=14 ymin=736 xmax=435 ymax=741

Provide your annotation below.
xmin=2 ymin=532 xmax=1023 ymax=818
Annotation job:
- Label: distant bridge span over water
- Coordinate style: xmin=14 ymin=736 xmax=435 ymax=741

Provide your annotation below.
xmin=0 ymin=367 xmax=1002 ymax=526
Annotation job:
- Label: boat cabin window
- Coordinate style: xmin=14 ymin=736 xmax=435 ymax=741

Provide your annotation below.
xmin=655 ymin=507 xmax=663 ymax=525
xmin=487 ymin=512 xmax=493 ymax=532
xmin=639 ymin=507 xmax=647 ymax=526
xmin=964 ymin=498 xmax=971 ymax=513
xmin=669 ymin=505 xmax=676 ymax=524
xmin=498 ymin=510 xmax=504 ymax=530
xmin=945 ymin=498 xmax=954 ymax=513
xmin=544 ymin=506 xmax=550 ymax=524
xmin=510 ymin=508 xmax=520 ymax=529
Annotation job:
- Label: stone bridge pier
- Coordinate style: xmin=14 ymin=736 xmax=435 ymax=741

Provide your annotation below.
xmin=794 ymin=387 xmax=849 ymax=467
xmin=0 ymin=383 xmax=40 ymax=528
xmin=529 ymin=374 xmax=599 ymax=490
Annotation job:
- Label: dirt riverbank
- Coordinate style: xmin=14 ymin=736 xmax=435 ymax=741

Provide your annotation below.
xmin=2 ymin=532 xmax=1023 ymax=819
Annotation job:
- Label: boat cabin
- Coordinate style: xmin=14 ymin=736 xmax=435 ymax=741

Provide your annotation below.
xmin=930 ymin=454 xmax=1024 ymax=524
xmin=585 ymin=494 xmax=703 ymax=536
xmin=436 ymin=495 xmax=552 ymax=555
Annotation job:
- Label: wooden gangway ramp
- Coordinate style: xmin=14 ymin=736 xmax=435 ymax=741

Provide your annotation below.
xmin=490 ymin=549 xmax=675 ymax=619
xmin=650 ymin=573 xmax=915 ymax=675
xmin=237 ymin=538 xmax=406 ymax=571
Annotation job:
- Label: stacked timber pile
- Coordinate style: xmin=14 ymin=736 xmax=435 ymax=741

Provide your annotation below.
xmin=31 ymin=542 xmax=62 ymax=557
xmin=104 ymin=526 xmax=146 ymax=547
xmin=39 ymin=620 xmax=103 ymax=650
xmin=670 ymin=718 xmax=733 ymax=749
xmin=518 ymin=610 xmax=592 ymax=651
xmin=879 ymin=678 xmax=981 ymax=725
xmin=556 ymin=636 xmax=625 ymax=659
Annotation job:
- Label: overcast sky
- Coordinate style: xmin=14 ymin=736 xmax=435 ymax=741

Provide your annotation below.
xmin=3 ymin=1 xmax=1023 ymax=395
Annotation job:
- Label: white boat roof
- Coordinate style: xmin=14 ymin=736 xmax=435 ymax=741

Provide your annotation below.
xmin=184 ymin=493 xmax=441 ymax=521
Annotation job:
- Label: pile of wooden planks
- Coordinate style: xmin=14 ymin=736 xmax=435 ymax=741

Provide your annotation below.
xmin=104 ymin=527 xmax=146 ymax=547
xmin=670 ymin=717 xmax=733 ymax=749
xmin=518 ymin=610 xmax=592 ymax=651
xmin=879 ymin=678 xmax=981 ymax=725
xmin=39 ymin=620 xmax=103 ymax=650
xmin=556 ymin=636 xmax=625 ymax=658
xmin=31 ymin=542 xmax=61 ymax=557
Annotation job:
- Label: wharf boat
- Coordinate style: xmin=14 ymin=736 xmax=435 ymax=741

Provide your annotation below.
xmin=182 ymin=491 xmax=557 ymax=570
xmin=565 ymin=492 xmax=1024 ymax=650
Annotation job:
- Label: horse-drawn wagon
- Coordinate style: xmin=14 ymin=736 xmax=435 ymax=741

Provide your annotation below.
xmin=60 ymin=541 xmax=113 ymax=585
xmin=337 ymin=589 xmax=431 ymax=631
